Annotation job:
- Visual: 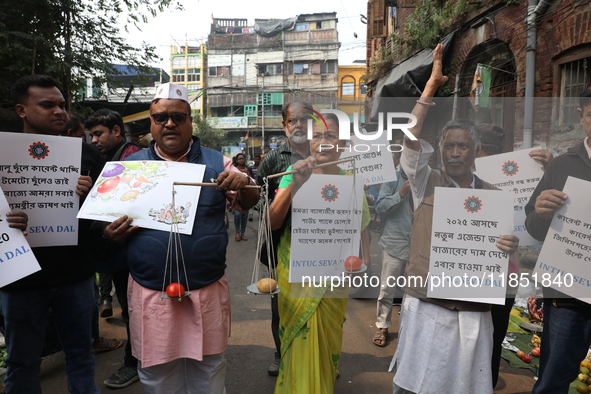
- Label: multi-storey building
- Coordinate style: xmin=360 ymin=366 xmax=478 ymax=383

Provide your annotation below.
xmin=170 ymin=43 xmax=207 ymax=117
xmin=206 ymin=13 xmax=340 ymax=155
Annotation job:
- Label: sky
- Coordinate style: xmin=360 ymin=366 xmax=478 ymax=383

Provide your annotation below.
xmin=124 ymin=0 xmax=368 ymax=71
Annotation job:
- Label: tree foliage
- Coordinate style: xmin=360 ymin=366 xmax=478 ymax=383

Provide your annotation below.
xmin=0 ymin=0 xmax=181 ymax=108
xmin=192 ymin=113 xmax=228 ymax=152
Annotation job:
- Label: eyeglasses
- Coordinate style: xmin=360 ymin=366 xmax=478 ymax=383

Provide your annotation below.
xmin=151 ymin=112 xmax=189 ymax=126
xmin=311 ymin=133 xmax=339 ymax=142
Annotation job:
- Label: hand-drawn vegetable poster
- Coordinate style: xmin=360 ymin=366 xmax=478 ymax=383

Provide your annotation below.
xmin=475 ymin=148 xmax=544 ymax=246
xmin=429 ymin=187 xmax=513 ymax=305
xmin=77 ymin=161 xmax=205 ymax=234
xmin=290 ymin=174 xmax=364 ymax=283
xmin=0 ymin=132 xmax=81 ymax=247
xmin=0 ymin=187 xmax=41 ymax=287
xmin=535 ymin=177 xmax=591 ymax=304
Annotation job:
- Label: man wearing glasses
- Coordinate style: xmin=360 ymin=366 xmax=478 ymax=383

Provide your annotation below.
xmin=101 ymin=83 xmax=259 ymax=393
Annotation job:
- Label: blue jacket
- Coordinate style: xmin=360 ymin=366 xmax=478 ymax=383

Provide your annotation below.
xmin=125 ymin=138 xmax=228 ymax=290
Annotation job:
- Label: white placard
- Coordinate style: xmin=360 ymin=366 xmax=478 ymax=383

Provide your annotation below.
xmin=475 ymin=149 xmax=544 ymax=246
xmin=339 ymin=132 xmax=397 ymax=185
xmin=535 ymin=177 xmax=591 ymax=303
xmin=0 ymin=132 xmax=82 ymax=247
xmin=428 ymin=187 xmax=513 ymax=304
xmin=0 ymin=186 xmax=40 ymax=287
xmin=77 ymin=161 xmax=205 ymax=234
xmin=290 ymin=174 xmax=364 ymax=282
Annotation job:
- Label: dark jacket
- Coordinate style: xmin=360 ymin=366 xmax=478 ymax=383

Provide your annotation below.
xmin=525 ymin=140 xmax=591 ymax=304
xmin=124 ymin=138 xmax=228 ymax=290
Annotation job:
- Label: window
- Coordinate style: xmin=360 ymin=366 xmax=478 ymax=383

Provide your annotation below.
xmin=244 ymin=105 xmax=257 ymax=117
xmin=257 ymin=92 xmax=283 ymax=106
xmin=293 ymin=63 xmax=306 ymax=74
xmin=320 ymin=60 xmax=337 ymax=74
xmin=172 ymin=57 xmax=185 ymax=68
xmin=188 ymin=56 xmax=201 ymax=67
xmin=316 ymin=22 xmax=322 ymax=29
xmin=342 ymin=82 xmax=355 ymax=96
xmin=209 ymin=66 xmax=230 ymax=77
xmin=258 ymin=63 xmax=283 ymax=76
xmin=187 ymin=68 xmax=200 ymax=82
xmin=296 ymin=23 xmax=309 ymax=31
xmin=360 ymin=83 xmax=367 ymax=95
xmin=172 ymin=69 xmax=185 ymax=83
xmin=559 ymin=57 xmax=591 ymax=125
xmin=368 ymin=0 xmax=387 ymax=38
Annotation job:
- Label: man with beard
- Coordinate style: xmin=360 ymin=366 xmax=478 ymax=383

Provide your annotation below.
xmin=390 ymin=45 xmax=519 ymax=393
xmin=255 ymin=100 xmax=313 ymax=376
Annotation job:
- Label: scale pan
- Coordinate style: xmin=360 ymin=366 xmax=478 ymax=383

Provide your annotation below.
xmin=160 ymin=291 xmax=192 ymax=300
xmin=247 ymin=283 xmax=280 ymax=295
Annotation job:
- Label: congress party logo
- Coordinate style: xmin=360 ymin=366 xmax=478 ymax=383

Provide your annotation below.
xmin=502 ymin=160 xmax=519 ymax=176
xmin=464 ymin=196 xmax=482 ymax=213
xmin=28 ymin=142 xmax=50 ymax=160
xmin=321 ymin=184 xmax=339 ymax=202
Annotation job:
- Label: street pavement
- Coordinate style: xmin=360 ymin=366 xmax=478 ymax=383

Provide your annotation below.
xmin=38 ymin=211 xmax=537 ymax=393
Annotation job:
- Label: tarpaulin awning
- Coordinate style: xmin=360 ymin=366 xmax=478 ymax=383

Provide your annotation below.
xmin=370 ymin=32 xmax=455 ymax=121
xmin=254 ymin=16 xmax=297 ymax=37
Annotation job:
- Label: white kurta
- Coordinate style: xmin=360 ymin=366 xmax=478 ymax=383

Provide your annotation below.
xmin=390 ymin=139 xmax=494 ymax=394
xmin=390 ymin=295 xmax=493 ymax=394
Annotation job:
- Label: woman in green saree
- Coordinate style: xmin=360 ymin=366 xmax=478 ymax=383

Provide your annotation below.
xmin=267 ymin=114 xmax=370 ymax=393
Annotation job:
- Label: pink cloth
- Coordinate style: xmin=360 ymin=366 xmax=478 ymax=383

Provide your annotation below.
xmin=128 ymin=275 xmax=231 ymax=368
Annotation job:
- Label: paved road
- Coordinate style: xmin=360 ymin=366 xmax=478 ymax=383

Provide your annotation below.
xmin=38 ymin=211 xmax=536 ymax=393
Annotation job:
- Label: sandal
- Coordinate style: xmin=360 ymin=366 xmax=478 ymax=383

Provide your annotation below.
xmin=93 ymin=337 xmax=124 ymax=354
xmin=373 ymin=329 xmax=388 ymax=347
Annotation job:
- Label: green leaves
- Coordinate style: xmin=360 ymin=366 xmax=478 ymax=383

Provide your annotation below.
xmin=0 ymin=0 xmax=182 ymax=109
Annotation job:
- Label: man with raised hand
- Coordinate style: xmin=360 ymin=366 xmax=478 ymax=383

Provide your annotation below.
xmin=390 ymin=45 xmax=518 ymax=394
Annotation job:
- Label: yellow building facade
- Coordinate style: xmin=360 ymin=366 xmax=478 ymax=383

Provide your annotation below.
xmin=337 ymin=64 xmax=367 ymax=122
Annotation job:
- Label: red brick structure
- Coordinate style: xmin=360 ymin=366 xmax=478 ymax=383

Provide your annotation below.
xmin=366 ymin=0 xmax=591 ymax=156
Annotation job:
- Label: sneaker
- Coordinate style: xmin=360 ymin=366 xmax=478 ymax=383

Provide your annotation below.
xmin=267 ymin=358 xmax=281 ymax=376
xmin=104 ymin=366 xmax=139 ymax=389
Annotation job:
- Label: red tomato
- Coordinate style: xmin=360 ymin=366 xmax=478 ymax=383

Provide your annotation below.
xmin=166 ymin=283 xmax=185 ymax=298
xmin=344 ymin=256 xmax=363 ymax=271
xmin=522 ymin=354 xmax=532 ymax=363
xmin=531 ymin=347 xmax=541 ymax=357
xmin=97 ymin=176 xmax=120 ymax=194
xmin=516 ymin=350 xmax=525 ymax=359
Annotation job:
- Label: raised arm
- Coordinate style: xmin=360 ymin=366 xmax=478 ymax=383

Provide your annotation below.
xmin=404 ymin=43 xmax=449 ymax=152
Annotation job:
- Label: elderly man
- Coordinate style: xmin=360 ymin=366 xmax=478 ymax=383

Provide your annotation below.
xmin=525 ymin=88 xmax=591 ymax=394
xmin=255 ymin=100 xmax=313 ymax=375
xmin=85 ymin=107 xmax=142 ymax=388
xmin=390 ymin=45 xmax=519 ymax=394
xmin=1 ymin=75 xmax=104 ymax=393
xmin=102 ymin=83 xmax=258 ymax=393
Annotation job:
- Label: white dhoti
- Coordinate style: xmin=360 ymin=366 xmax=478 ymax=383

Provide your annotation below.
xmin=390 ymin=295 xmax=493 ymax=394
